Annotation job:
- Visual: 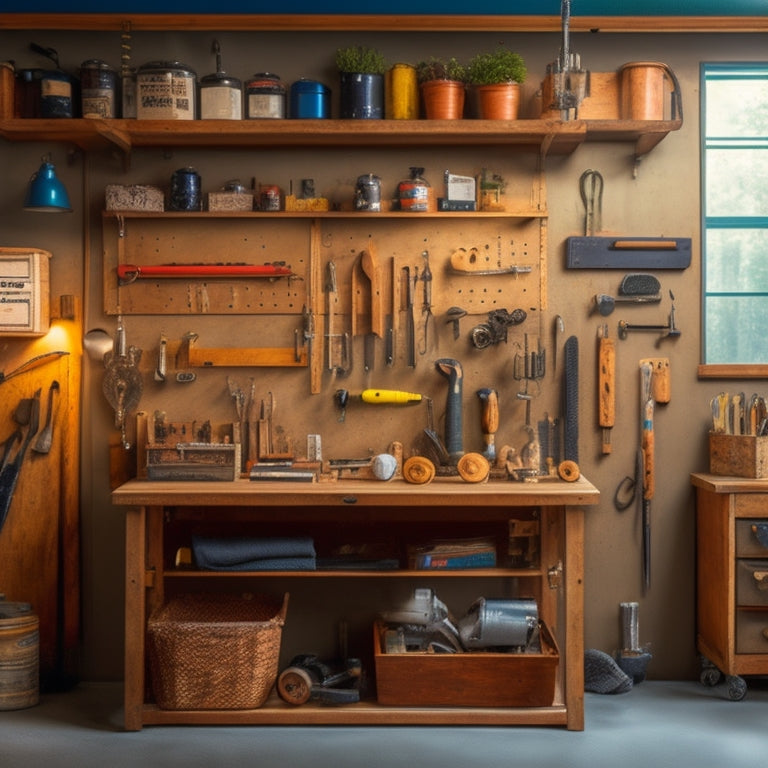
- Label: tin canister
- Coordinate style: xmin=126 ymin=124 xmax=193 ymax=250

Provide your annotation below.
xmin=289 ymin=79 xmax=330 ymax=119
xmin=259 ymin=184 xmax=282 ymax=211
xmin=246 ymin=73 xmax=285 ymax=119
xmin=0 ymin=600 xmax=39 ymax=711
xmin=80 ymin=60 xmax=117 ymax=118
xmin=200 ymin=70 xmax=242 ymax=120
xmin=169 ymin=167 xmax=202 ymax=211
xmin=0 ymin=62 xmax=14 ymax=119
xmin=355 ymin=173 xmax=382 ymax=212
xmin=397 ymin=166 xmax=431 ymax=212
xmin=121 ymin=69 xmax=137 ymax=119
xmin=137 ymin=61 xmax=196 ymax=120
xmin=40 ymin=70 xmax=74 ymax=118
xmin=386 ymin=64 xmax=418 ymax=119
xmin=14 ymin=69 xmax=43 ymax=118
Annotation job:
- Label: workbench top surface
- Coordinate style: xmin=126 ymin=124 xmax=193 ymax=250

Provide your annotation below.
xmin=112 ymin=476 xmax=600 ymax=508
xmin=691 ymin=473 xmax=768 ymax=494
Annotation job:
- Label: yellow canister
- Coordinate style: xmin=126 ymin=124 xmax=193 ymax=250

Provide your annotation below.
xmin=386 ymin=64 xmax=418 ymax=120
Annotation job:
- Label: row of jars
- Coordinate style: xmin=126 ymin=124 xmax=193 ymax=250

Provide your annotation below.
xmin=8 ymin=59 xmax=335 ymax=120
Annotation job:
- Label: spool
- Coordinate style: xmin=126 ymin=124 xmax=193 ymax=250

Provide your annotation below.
xmin=620 ymin=62 xmax=668 ymax=121
xmin=0 ymin=599 xmax=39 ymax=711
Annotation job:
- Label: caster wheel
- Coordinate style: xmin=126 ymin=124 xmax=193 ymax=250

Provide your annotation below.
xmin=700 ymin=667 xmax=722 ymax=687
xmin=725 ymin=675 xmax=747 ymax=701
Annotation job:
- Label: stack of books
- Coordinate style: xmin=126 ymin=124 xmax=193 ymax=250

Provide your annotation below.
xmin=249 ymin=461 xmax=316 ymax=482
xmin=407 ymin=537 xmax=497 ymax=570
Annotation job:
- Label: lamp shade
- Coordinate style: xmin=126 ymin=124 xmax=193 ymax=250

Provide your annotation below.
xmin=24 ymin=160 xmax=72 ymax=212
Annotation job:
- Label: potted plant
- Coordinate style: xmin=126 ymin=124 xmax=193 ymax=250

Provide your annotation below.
xmin=335 ymin=45 xmax=388 ymax=119
xmin=416 ymin=57 xmax=467 ymax=119
xmin=467 ymin=47 xmax=527 ymax=120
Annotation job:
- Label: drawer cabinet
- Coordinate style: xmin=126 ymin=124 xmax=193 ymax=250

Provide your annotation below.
xmin=691 ymin=474 xmax=768 ymax=699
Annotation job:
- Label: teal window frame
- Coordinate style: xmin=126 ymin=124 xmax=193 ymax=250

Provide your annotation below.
xmin=700 ymin=62 xmax=768 ymax=376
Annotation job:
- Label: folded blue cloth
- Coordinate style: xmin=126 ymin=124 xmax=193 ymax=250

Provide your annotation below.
xmin=192 ymin=536 xmax=316 ymax=571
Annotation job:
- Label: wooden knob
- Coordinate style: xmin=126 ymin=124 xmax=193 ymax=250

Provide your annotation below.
xmin=403 ymin=456 xmax=436 ymax=485
xmin=558 ymin=460 xmax=580 ymax=482
xmin=457 ymin=452 xmax=490 ymax=483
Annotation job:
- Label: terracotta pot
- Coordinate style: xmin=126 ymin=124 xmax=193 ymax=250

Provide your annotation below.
xmin=421 ymin=79 xmax=466 ymax=119
xmin=475 ymin=82 xmax=521 ymax=120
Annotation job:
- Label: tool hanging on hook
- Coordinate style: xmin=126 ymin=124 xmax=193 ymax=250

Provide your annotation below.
xmin=419 ymin=250 xmax=433 ymax=355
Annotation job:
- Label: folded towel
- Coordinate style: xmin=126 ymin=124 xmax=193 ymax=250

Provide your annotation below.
xmin=192 ymin=536 xmax=316 ymax=571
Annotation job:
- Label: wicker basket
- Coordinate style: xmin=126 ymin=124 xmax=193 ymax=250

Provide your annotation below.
xmin=148 ymin=592 xmax=288 ymax=710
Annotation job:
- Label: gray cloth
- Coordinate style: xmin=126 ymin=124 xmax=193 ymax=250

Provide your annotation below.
xmin=192 ymin=536 xmax=316 ymax=571
xmin=584 ymin=648 xmax=633 ymax=694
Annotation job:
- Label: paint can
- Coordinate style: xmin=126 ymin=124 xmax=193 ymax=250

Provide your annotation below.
xmin=246 ymin=73 xmax=286 ymax=119
xmin=0 ymin=599 xmax=39 ymax=711
xmin=354 ymin=173 xmax=382 ymax=212
xmin=289 ymin=79 xmax=330 ymax=119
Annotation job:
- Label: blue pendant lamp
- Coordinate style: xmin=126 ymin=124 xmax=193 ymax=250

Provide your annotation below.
xmin=24 ymin=155 xmax=72 ymax=212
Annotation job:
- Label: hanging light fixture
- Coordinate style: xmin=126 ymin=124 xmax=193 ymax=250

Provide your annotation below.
xmin=23 ymin=155 xmax=72 ymax=212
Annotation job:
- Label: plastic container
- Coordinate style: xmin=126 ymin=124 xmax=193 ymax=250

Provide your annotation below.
xmin=289 ymin=79 xmax=330 ymax=119
xmin=246 ymin=73 xmax=286 ymax=119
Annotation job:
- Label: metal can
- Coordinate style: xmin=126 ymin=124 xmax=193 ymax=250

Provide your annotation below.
xmin=354 ymin=173 xmax=381 ymax=212
xmin=386 ymin=64 xmax=418 ymax=120
xmin=259 ymin=184 xmax=282 ymax=211
xmin=200 ymin=70 xmax=242 ymax=120
xmin=289 ymin=79 xmax=330 ymax=119
xmin=14 ymin=69 xmax=43 ymax=118
xmin=80 ymin=59 xmax=117 ymax=118
xmin=40 ymin=70 xmax=74 ymax=118
xmin=398 ymin=166 xmax=431 ymax=212
xmin=169 ymin=167 xmax=202 ymax=211
xmin=246 ymin=73 xmax=285 ymax=119
xmin=136 ymin=61 xmax=196 ymax=120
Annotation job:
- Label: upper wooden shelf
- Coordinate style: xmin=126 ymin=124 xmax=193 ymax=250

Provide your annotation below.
xmin=0 ymin=117 xmax=682 ymax=159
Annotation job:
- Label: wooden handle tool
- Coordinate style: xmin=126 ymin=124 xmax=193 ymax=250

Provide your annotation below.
xmin=598 ymin=325 xmax=615 ymax=454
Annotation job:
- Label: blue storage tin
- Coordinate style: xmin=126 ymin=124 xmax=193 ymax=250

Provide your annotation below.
xmin=289 ymin=79 xmax=330 ymax=119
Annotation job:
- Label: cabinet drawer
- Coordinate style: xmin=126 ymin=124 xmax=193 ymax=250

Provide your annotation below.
xmin=736 ymin=610 xmax=768 ymax=653
xmin=737 ymin=559 xmax=768 ymax=605
xmin=736 ymin=520 xmax=768 ymax=557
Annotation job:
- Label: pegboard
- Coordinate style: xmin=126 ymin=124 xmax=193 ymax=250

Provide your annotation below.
xmin=103 ymin=213 xmax=309 ymax=315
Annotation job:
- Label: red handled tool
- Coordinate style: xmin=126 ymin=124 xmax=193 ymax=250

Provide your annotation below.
xmin=117 ymin=262 xmax=293 ymax=284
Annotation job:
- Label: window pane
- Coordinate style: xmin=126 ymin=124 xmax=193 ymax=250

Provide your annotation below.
xmin=704 ymin=296 xmax=768 ymax=364
xmin=705 ymin=229 xmax=768 ymax=293
xmin=705 ymin=150 xmax=768 ymax=216
xmin=706 ymin=79 xmax=768 ymax=136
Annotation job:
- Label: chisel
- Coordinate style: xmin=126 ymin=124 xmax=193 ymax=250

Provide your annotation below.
xmin=640 ymin=361 xmax=654 ymax=592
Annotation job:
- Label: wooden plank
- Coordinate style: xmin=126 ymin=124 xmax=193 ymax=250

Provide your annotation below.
xmin=188 ymin=344 xmax=307 ymax=368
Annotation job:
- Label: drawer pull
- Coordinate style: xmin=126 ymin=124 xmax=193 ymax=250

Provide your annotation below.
xmin=752 ymin=570 xmax=768 ymax=590
xmin=751 ymin=523 xmax=768 ymax=549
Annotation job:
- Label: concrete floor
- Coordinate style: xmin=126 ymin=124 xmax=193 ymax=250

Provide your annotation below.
xmin=1 ymin=678 xmax=767 ymax=768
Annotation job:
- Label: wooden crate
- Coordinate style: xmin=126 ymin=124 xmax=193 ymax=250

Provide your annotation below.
xmin=373 ymin=620 xmax=558 ymax=708
xmin=0 ymin=248 xmax=51 ymax=336
xmin=709 ymin=433 xmax=768 ymax=478
xmin=539 ymin=72 xmax=620 ymax=120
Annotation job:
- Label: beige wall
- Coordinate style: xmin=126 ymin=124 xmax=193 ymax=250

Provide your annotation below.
xmin=0 ymin=26 xmax=759 ymax=682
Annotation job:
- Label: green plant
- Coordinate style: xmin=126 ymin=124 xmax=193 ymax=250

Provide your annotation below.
xmin=415 ymin=57 xmax=467 ymax=84
xmin=335 ymin=46 xmax=388 ymax=75
xmin=467 ymin=47 xmax=527 ymax=86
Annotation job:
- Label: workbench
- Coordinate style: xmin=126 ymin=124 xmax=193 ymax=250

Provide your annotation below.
xmin=113 ymin=476 xmax=598 ymax=730
xmin=691 ymin=473 xmax=768 ymax=700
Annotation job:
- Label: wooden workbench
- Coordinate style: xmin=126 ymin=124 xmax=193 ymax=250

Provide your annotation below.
xmin=113 ymin=475 xmax=598 ymax=730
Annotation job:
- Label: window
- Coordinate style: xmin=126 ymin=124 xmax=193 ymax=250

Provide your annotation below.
xmin=701 ymin=63 xmax=768 ymax=370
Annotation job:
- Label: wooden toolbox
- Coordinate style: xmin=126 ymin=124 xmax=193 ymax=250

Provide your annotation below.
xmin=709 ymin=433 xmax=768 ymax=478
xmin=373 ymin=620 xmax=559 ymax=708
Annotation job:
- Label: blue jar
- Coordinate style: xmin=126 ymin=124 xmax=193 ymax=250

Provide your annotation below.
xmin=169 ymin=167 xmax=201 ymax=212
xmin=289 ymin=79 xmax=330 ymax=119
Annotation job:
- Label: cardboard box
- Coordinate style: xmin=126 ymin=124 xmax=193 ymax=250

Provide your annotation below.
xmin=0 ymin=248 xmax=51 ymax=336
xmin=373 ymin=620 xmax=558 ymax=708
xmin=106 ymin=184 xmax=165 ymax=212
xmin=207 ymin=191 xmax=255 ymax=212
xmin=709 ymin=433 xmax=768 ymax=478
